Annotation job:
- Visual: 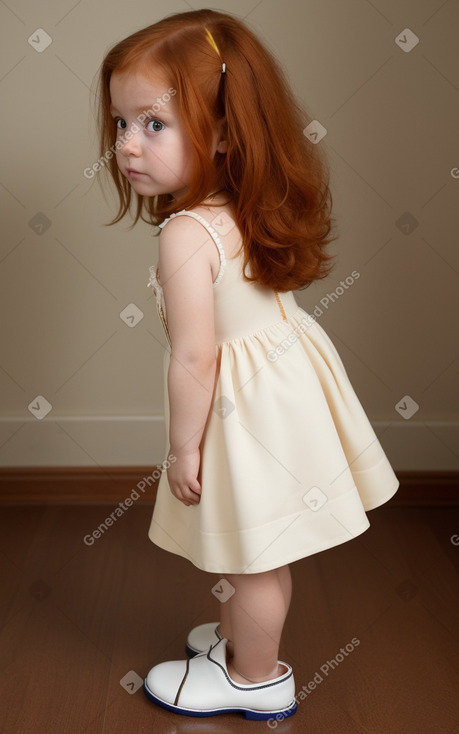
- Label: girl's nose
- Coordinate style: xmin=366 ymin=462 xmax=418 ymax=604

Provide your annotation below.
xmin=120 ymin=126 xmax=142 ymax=156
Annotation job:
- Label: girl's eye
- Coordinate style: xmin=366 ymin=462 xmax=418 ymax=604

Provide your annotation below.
xmin=146 ymin=119 xmax=165 ymax=133
xmin=116 ymin=118 xmax=127 ymax=130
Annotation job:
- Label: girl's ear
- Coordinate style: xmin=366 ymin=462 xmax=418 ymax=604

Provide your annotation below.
xmin=215 ymin=117 xmax=228 ymax=154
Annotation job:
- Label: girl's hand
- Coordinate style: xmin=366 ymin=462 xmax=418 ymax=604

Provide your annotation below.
xmin=166 ymin=449 xmax=202 ymax=506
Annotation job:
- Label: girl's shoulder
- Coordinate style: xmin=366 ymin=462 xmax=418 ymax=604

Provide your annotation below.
xmin=159 ymin=201 xmax=241 ymax=260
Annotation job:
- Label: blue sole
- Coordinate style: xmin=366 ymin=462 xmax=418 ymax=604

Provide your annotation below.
xmin=144 ymin=680 xmax=297 ymax=720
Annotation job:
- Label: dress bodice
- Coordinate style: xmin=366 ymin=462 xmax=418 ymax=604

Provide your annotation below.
xmin=147 ymin=208 xmax=298 ymax=346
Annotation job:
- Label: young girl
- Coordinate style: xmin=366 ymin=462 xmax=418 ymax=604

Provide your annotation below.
xmin=97 ymin=8 xmax=399 ymax=721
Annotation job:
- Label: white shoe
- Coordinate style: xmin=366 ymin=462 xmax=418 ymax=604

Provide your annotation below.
xmin=144 ymin=637 xmax=297 ymax=721
xmin=185 ymin=622 xmax=222 ymax=657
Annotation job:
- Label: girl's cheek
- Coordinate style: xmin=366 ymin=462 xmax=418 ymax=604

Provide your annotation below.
xmin=115 ymin=151 xmax=125 ymax=170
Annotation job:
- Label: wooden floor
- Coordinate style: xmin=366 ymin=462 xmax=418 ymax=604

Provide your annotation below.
xmin=0 ymin=502 xmax=458 ymax=733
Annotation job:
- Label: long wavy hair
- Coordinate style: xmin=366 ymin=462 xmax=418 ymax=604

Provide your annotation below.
xmin=96 ymin=8 xmax=337 ymax=291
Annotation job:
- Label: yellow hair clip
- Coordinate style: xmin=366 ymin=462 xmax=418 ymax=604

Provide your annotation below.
xmin=205 ymin=27 xmax=226 ymax=74
xmin=205 ymin=27 xmax=221 ymax=57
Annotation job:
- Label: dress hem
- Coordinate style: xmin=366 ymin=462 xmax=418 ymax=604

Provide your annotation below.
xmin=149 ymin=516 xmax=371 ymax=574
xmin=148 ymin=476 xmax=399 ymax=574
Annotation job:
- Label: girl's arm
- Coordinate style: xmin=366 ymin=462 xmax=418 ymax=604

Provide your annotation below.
xmin=158 ymin=215 xmax=217 ymax=506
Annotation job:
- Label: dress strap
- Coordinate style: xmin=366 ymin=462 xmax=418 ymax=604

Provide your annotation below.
xmin=158 ymin=209 xmax=226 ymax=287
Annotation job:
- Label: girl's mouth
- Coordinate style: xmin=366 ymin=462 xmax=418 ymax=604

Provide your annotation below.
xmin=126 ymin=168 xmax=148 ymax=178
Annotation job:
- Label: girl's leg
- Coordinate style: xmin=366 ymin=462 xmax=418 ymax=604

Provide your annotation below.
xmin=219 ymin=564 xmax=291 ymax=684
xmin=277 ymin=563 xmax=292 ymax=612
xmin=219 ymin=564 xmax=291 ymax=635
xmin=218 ymin=564 xmax=291 ymax=662
xmin=218 ymin=590 xmax=234 ymax=656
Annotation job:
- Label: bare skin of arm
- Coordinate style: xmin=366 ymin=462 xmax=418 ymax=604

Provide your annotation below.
xmin=158 ymin=215 xmax=217 ymax=506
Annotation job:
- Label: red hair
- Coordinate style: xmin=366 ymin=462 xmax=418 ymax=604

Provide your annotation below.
xmin=96 ymin=8 xmax=337 ymax=291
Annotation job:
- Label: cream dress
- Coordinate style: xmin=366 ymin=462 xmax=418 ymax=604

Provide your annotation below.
xmin=147 ymin=208 xmax=399 ymax=574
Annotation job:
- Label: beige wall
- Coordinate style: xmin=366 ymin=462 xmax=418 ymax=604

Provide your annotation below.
xmin=1 ymin=0 xmax=458 ymax=469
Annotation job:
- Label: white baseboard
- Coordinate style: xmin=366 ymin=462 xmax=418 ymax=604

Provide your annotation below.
xmin=0 ymin=417 xmax=458 ymax=470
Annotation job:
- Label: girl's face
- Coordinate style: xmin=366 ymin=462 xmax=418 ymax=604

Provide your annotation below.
xmin=109 ymin=70 xmax=194 ymax=199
